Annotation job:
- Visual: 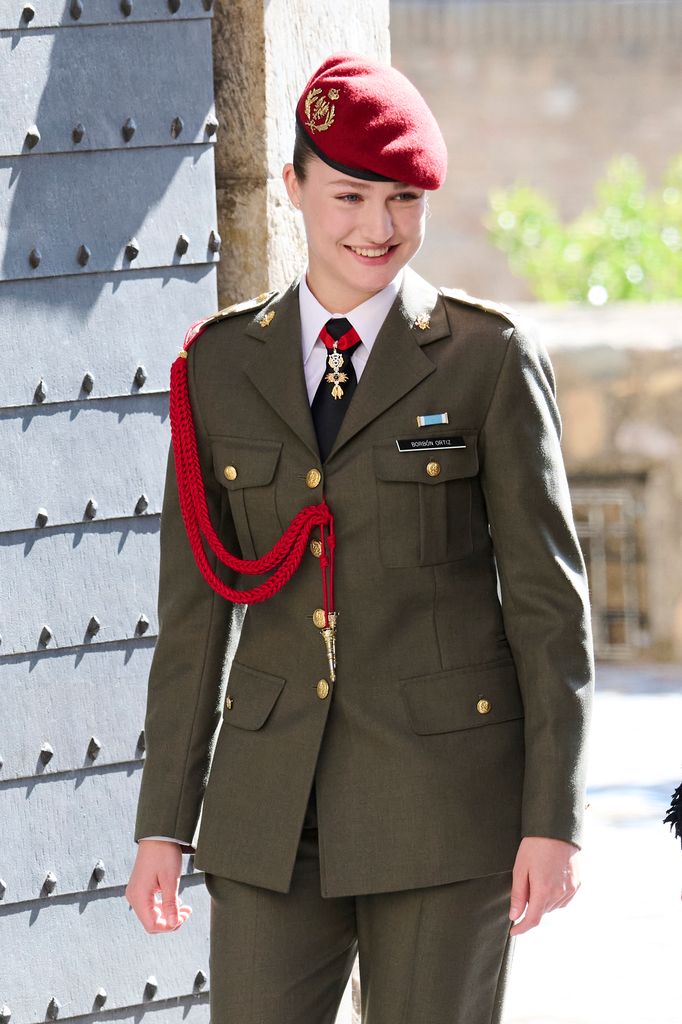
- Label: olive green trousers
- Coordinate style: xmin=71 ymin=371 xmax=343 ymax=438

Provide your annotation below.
xmin=204 ymin=788 xmax=516 ymax=1024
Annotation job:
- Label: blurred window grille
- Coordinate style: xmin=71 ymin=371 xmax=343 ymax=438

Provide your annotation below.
xmin=570 ymin=479 xmax=649 ymax=660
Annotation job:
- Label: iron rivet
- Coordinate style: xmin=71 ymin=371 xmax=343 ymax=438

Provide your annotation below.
xmin=36 ymin=508 xmax=48 ymax=528
xmin=39 ymin=742 xmax=54 ymax=765
xmin=87 ymin=736 xmax=102 ymax=761
xmin=86 ymin=616 xmax=101 ymax=637
xmin=26 ymin=125 xmax=40 ymax=149
xmin=94 ymin=989 xmax=107 ymax=1007
xmin=144 ymin=976 xmax=158 ymax=999
xmin=46 ymin=995 xmax=60 ymax=1019
xmin=125 ymin=238 xmax=139 ymax=261
xmin=39 ymin=627 xmax=53 ymax=648
xmin=170 ymin=116 xmax=184 ymax=139
xmin=21 ymin=5 xmax=35 ymax=22
xmin=122 ymin=117 xmax=136 ymax=143
xmin=208 ymin=229 xmax=221 ymax=253
xmin=205 ymin=115 xmax=218 ymax=137
xmin=194 ymin=969 xmax=208 ymax=990
xmin=34 ymin=378 xmax=47 ymax=403
xmin=136 ymin=614 xmax=150 ymax=636
xmin=81 ymin=372 xmax=94 ymax=394
xmin=69 ymin=0 xmax=82 ymax=18
xmin=134 ymin=365 xmax=147 ymax=387
xmin=77 ymin=244 xmax=91 ymax=267
xmin=120 ymin=0 xmax=133 ymax=15
xmin=137 ymin=729 xmax=146 ymax=753
xmin=72 ymin=123 xmax=85 ymax=144
xmin=0 ymin=1005 xmax=10 ymax=1024
xmin=176 ymin=233 xmax=189 ymax=256
xmin=168 ymin=0 xmax=181 ymax=12
xmin=202 ymin=0 xmax=214 ymax=9
xmin=134 ymin=494 xmax=149 ymax=515
xmin=43 ymin=872 xmax=57 ymax=896
xmin=92 ymin=859 xmax=106 ymax=882
xmin=29 ymin=248 xmax=41 ymax=269
xmin=84 ymin=498 xmax=98 ymax=520
xmin=0 ymin=880 xmax=6 ymax=901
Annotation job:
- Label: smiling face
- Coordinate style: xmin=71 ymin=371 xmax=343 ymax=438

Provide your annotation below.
xmin=282 ymin=154 xmax=427 ymax=312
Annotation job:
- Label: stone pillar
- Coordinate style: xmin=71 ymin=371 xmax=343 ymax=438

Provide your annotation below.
xmin=212 ymin=0 xmax=390 ymax=305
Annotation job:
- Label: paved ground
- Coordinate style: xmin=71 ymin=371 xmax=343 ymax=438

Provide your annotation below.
xmin=336 ymin=662 xmax=682 ymax=1024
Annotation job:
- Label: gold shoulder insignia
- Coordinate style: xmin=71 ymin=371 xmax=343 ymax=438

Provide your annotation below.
xmin=209 ymin=289 xmax=279 ymax=326
xmin=439 ymin=286 xmax=519 ymax=328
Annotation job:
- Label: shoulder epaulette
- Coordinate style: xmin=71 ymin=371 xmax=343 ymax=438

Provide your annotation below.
xmin=180 ymin=290 xmax=279 ymax=355
xmin=439 ymin=286 xmax=519 ymax=328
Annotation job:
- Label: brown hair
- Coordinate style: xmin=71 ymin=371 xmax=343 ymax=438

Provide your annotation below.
xmin=292 ymin=122 xmax=317 ymax=182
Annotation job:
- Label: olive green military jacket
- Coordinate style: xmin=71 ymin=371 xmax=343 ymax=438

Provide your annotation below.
xmin=134 ymin=265 xmax=594 ymax=898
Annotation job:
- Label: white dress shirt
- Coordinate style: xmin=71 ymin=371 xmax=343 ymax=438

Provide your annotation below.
xmin=139 ymin=266 xmax=403 ymax=849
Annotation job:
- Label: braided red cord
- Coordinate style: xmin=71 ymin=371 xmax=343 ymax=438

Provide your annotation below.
xmin=168 ymin=317 xmax=335 ymax=615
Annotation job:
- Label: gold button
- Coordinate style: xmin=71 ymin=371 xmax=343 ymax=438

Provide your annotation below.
xmin=316 ymin=679 xmax=330 ymax=699
xmin=476 ymin=698 xmax=491 ymax=714
xmin=426 ymin=460 xmax=441 ymax=477
xmin=225 ymin=695 xmax=234 ymax=710
xmin=312 ymin=608 xmax=327 ymax=628
xmin=223 ymin=465 xmax=238 ymax=481
xmin=306 ymin=468 xmax=322 ymax=488
xmin=310 ymin=539 xmax=322 ymax=557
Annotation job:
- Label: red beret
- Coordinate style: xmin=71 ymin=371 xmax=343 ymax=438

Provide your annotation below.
xmin=295 ymin=52 xmax=447 ymax=190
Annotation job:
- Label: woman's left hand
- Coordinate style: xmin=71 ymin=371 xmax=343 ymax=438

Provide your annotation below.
xmin=508 ymin=835 xmax=582 ymax=935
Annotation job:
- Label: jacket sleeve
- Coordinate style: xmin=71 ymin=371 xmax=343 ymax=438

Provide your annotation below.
xmin=478 ymin=321 xmax=595 ymax=849
xmin=133 ymin=341 xmax=241 ymax=849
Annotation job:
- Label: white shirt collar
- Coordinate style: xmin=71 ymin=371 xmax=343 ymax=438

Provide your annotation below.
xmin=299 ymin=267 xmax=404 ymax=365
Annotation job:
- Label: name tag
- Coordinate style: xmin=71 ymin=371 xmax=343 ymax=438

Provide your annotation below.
xmin=395 ymin=435 xmax=466 ymax=452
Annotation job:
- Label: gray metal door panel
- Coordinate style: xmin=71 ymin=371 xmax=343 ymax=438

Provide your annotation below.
xmin=0 ymin=875 xmax=210 ymax=1019
xmin=1 ymin=267 xmax=217 ymax=408
xmin=1 ymin=645 xmax=154 ymax=782
xmin=0 ymin=17 xmax=216 ymax=157
xmin=1 ymin=397 xmax=168 ymax=531
xmin=0 ymin=0 xmax=213 ymax=32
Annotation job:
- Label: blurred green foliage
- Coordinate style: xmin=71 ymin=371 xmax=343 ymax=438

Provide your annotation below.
xmin=484 ymin=154 xmax=682 ymax=303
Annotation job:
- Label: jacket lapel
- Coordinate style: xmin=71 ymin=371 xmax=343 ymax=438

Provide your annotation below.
xmin=242 ymin=265 xmax=451 ymax=463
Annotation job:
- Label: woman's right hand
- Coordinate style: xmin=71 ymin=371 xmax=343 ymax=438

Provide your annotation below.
xmin=125 ymin=839 xmax=193 ymax=933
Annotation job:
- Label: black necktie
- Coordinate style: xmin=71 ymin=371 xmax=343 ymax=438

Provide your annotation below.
xmin=310 ymin=317 xmax=362 ymax=464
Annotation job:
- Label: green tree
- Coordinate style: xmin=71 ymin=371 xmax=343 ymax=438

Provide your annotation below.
xmin=484 ymin=153 xmax=682 ymax=303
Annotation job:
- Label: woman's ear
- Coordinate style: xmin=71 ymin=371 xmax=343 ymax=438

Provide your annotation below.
xmin=282 ymin=163 xmax=301 ymax=209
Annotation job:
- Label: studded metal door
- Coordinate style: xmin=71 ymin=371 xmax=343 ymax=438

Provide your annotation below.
xmin=1 ymin=2 xmax=221 ymax=1020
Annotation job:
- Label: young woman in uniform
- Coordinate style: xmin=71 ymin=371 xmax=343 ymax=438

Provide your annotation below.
xmin=126 ymin=52 xmax=594 ymax=1024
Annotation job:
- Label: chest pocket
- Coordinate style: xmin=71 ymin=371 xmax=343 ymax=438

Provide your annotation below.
xmin=372 ymin=431 xmax=478 ymax=567
xmin=210 ymin=436 xmax=283 ymax=560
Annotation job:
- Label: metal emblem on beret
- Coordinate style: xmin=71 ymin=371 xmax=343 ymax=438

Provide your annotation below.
xmin=304 ymin=86 xmax=340 ymax=134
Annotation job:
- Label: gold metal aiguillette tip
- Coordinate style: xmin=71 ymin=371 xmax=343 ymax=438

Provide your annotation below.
xmin=320 ymin=626 xmax=336 ymax=682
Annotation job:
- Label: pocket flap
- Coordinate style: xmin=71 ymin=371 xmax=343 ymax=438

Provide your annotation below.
xmin=210 ymin=436 xmax=283 ymax=489
xmin=373 ymin=431 xmax=478 ymax=483
xmin=400 ymin=659 xmax=524 ymax=734
xmin=223 ymin=660 xmax=286 ymax=730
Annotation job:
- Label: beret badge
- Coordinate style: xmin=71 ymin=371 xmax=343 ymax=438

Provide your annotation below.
xmin=304 ymin=86 xmax=340 ymax=134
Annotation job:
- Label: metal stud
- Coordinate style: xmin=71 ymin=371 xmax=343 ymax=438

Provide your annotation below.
xmin=120 ymin=0 xmax=133 ymax=15
xmin=36 ymin=508 xmax=48 ymax=528
xmin=40 ymin=742 xmax=54 ymax=765
xmin=86 ymin=616 xmax=101 ymax=637
xmin=0 ymin=755 xmax=3 ymax=768
xmin=92 ymin=859 xmax=106 ymax=883
xmin=205 ymin=115 xmax=218 ymax=137
xmin=122 ymin=118 xmax=136 ymax=143
xmin=39 ymin=627 xmax=53 ymax=648
xmin=21 ymin=5 xmax=35 ymax=23
xmin=144 ymin=976 xmax=159 ymax=999
xmin=175 ymin=233 xmax=189 ymax=256
xmin=202 ymin=0 xmax=214 ymax=9
xmin=77 ymin=244 xmax=91 ymax=266
xmin=136 ymin=614 xmax=150 ymax=636
xmin=0 ymin=879 xmax=6 ymax=900
xmin=94 ymin=989 xmax=107 ymax=1007
xmin=125 ymin=238 xmax=139 ymax=261
xmin=81 ymin=372 xmax=94 ymax=394
xmin=87 ymin=736 xmax=102 ymax=761
xmin=170 ymin=116 xmax=184 ymax=139
xmin=137 ymin=729 xmax=146 ymax=753
xmin=29 ymin=248 xmax=41 ymax=268
xmin=43 ymin=872 xmax=58 ymax=895
xmin=0 ymin=1005 xmax=10 ymax=1024
xmin=134 ymin=365 xmax=147 ymax=387
xmin=34 ymin=378 xmax=46 ymax=402
xmin=69 ymin=0 xmax=83 ymax=18
xmin=208 ymin=229 xmax=221 ymax=253
xmin=26 ymin=125 xmax=40 ymax=149
xmin=84 ymin=498 xmax=98 ymax=520
xmin=46 ymin=996 xmax=60 ymax=1019
xmin=168 ymin=0 xmax=181 ymax=12
xmin=134 ymin=494 xmax=149 ymax=515
xmin=72 ymin=123 xmax=85 ymax=144
xmin=194 ymin=969 xmax=208 ymax=991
